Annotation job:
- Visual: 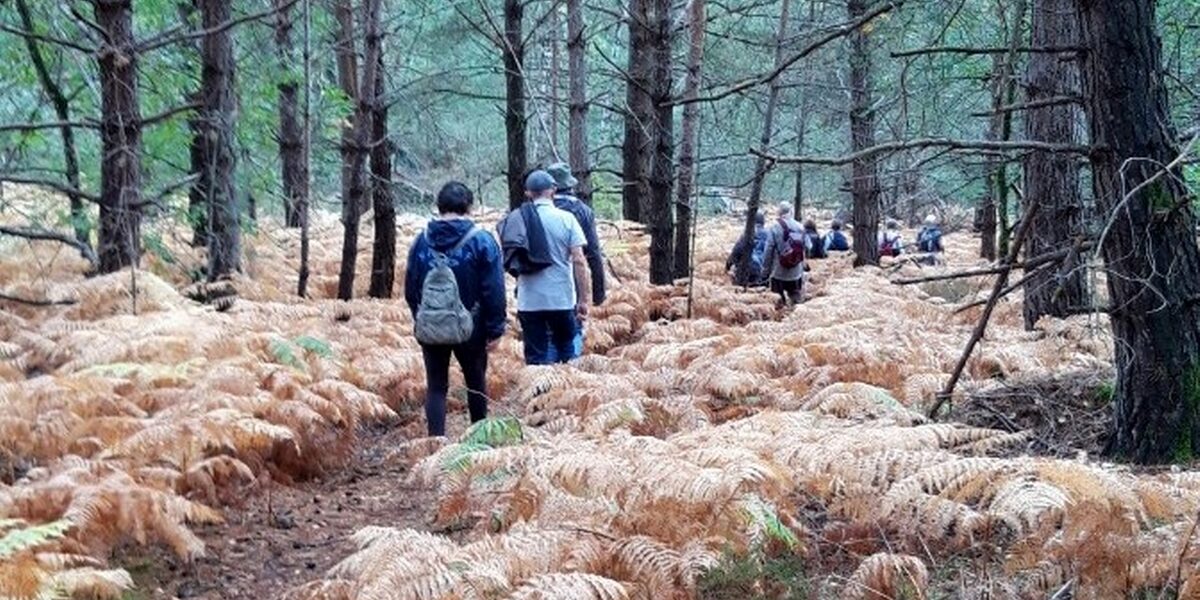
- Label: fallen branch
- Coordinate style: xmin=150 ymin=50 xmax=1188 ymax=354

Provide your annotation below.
xmin=892 ymin=242 xmax=1093 ymax=285
xmin=0 ymin=224 xmax=97 ymax=265
xmin=951 ymin=262 xmax=1053 ymax=314
xmin=0 ymin=291 xmax=77 ymax=306
xmin=930 ymin=202 xmax=1040 ymax=419
xmin=751 ymin=138 xmax=1089 ymax=166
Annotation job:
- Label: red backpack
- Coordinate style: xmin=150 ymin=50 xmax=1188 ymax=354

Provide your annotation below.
xmin=777 ymin=219 xmax=806 ymax=269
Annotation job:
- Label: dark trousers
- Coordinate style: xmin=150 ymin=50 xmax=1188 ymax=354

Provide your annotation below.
xmin=421 ymin=339 xmax=488 ymax=436
xmin=519 ymin=310 xmax=579 ymax=365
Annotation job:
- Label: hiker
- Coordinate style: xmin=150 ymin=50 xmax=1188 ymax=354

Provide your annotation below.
xmin=878 ymin=218 xmax=904 ymax=258
xmin=803 ymin=218 xmax=827 ymax=260
xmin=824 ymin=219 xmax=851 ymax=252
xmin=762 ymin=202 xmax=808 ymax=307
xmin=916 ymin=214 xmax=944 ymax=266
xmin=546 ymin=162 xmax=605 ymax=361
xmin=404 ymin=182 xmax=506 ymax=437
xmin=725 ymin=212 xmax=770 ymax=287
xmin=510 ymin=170 xmax=590 ymax=365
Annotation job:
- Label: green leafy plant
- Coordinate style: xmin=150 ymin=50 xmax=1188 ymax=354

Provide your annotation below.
xmin=269 ymin=335 xmax=335 ymax=372
xmin=0 ymin=518 xmax=71 ymax=559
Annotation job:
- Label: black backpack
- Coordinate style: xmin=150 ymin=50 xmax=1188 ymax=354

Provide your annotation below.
xmin=806 ymin=231 xmax=827 ymax=259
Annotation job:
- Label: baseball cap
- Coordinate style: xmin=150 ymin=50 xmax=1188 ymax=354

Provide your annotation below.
xmin=524 ymin=170 xmax=557 ymax=194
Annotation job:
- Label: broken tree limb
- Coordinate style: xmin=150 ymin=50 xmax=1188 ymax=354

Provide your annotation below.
xmin=968 ymin=95 xmax=1082 ymax=118
xmin=0 ymin=291 xmax=78 ymax=306
xmin=929 ymin=202 xmax=1040 ymax=420
xmin=750 ymin=138 xmax=1089 ymax=167
xmin=891 ymin=45 xmax=1085 ymax=58
xmin=951 ymin=261 xmax=1054 ymax=314
xmin=0 ymin=224 xmax=98 ymax=266
xmin=892 ymin=241 xmax=1093 ymax=285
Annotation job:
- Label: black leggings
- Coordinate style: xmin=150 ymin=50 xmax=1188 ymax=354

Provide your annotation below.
xmin=421 ymin=340 xmax=488 ymax=436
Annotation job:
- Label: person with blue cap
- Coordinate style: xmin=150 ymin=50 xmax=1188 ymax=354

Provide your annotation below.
xmin=514 ymin=169 xmax=590 ymax=364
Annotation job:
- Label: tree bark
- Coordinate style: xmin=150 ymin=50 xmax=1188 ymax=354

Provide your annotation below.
xmin=646 ymin=0 xmax=675 ymax=284
xmin=738 ymin=0 xmax=792 ymax=282
xmin=548 ymin=5 xmax=561 ymax=151
xmin=275 ymin=0 xmax=307 ymax=228
xmin=94 ymin=0 xmax=142 ymax=274
xmin=673 ymin=0 xmax=705 ymax=280
xmin=335 ymin=0 xmax=383 ymax=300
xmin=199 ymin=0 xmax=241 ymax=280
xmin=1022 ymin=0 xmax=1085 ymax=330
xmin=15 ymin=0 xmax=89 ymax=248
xmin=847 ymin=0 xmax=879 ymax=267
xmin=181 ymin=1 xmax=208 ymax=248
xmin=504 ymin=0 xmax=528 ymax=210
xmin=566 ymin=0 xmax=591 ymax=198
xmin=621 ymin=0 xmax=653 ymax=223
xmin=983 ymin=0 xmax=1027 ymax=260
xmin=368 ymin=52 xmax=396 ymax=299
xmin=1078 ymin=0 xmax=1200 ymax=464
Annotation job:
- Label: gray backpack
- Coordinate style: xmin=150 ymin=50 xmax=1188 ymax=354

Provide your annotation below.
xmin=414 ymin=226 xmax=482 ymax=346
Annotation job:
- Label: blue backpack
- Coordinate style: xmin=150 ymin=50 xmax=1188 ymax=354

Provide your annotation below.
xmin=749 ymin=231 xmax=769 ymax=282
xmin=918 ymin=227 xmax=943 ymax=253
xmin=826 ymin=230 xmax=850 ymax=252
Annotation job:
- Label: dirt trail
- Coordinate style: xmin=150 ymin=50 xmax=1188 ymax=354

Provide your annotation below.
xmin=118 ymin=427 xmax=431 ymax=599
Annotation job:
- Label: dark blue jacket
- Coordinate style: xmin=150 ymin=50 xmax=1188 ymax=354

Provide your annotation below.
xmin=554 ymin=194 xmax=606 ymax=305
xmin=405 ymin=218 xmax=507 ymax=341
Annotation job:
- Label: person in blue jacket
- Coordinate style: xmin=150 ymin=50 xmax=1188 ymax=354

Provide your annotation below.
xmin=405 ymin=181 xmax=507 ymax=436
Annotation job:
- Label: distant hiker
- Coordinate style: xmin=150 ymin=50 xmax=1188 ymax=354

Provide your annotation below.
xmin=726 ymin=212 xmax=770 ymax=287
xmin=514 ymin=170 xmax=591 ymax=365
xmin=878 ymin=219 xmax=904 ymax=258
xmin=763 ymin=202 xmax=807 ymax=307
xmin=803 ymin=219 xmax=827 ymax=260
xmin=546 ymin=163 xmax=604 ymax=361
xmin=824 ymin=219 xmax=851 ymax=253
xmin=916 ymin=214 xmax=945 ymax=266
xmin=405 ymin=182 xmax=507 ymax=437
xmin=917 ymin=214 xmax=944 ymax=254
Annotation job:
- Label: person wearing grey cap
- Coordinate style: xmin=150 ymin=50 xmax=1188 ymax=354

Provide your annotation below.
xmin=515 ymin=170 xmax=591 ymax=365
xmin=545 ymin=162 xmax=604 ymax=361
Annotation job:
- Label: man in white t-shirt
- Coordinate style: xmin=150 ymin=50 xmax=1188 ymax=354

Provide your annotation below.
xmin=516 ymin=170 xmax=590 ymax=364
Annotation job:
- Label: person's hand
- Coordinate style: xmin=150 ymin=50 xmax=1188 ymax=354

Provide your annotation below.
xmin=486 ymin=338 xmax=501 ymax=352
xmin=576 ymin=303 xmax=589 ymax=322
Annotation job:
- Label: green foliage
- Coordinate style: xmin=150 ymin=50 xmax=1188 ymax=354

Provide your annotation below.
xmin=741 ymin=496 xmax=800 ymax=550
xmin=463 ymin=417 xmax=524 ymax=448
xmin=1095 ymin=381 xmax=1115 ymax=405
xmin=269 ymin=335 xmax=334 ymax=371
xmin=697 ymin=548 xmax=808 ymax=600
xmin=0 ymin=518 xmax=71 ymax=559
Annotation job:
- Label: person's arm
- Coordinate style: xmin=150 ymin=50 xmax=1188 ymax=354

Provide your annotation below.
xmin=403 ymin=238 xmax=423 ymax=317
xmin=571 ymin=245 xmax=590 ymax=318
xmin=478 ymin=235 xmax=508 ymax=341
xmin=762 ymin=228 xmax=778 ymax=276
xmin=580 ymin=208 xmax=606 ymax=305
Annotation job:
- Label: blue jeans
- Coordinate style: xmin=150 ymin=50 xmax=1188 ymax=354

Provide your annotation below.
xmin=519 ymin=310 xmax=579 ymax=365
xmin=546 ymin=329 xmax=584 ymax=363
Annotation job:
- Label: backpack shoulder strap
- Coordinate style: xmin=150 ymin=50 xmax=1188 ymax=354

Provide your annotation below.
xmin=448 ymin=225 xmax=483 ymax=255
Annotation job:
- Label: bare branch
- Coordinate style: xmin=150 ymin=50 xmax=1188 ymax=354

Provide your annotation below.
xmin=0 ymin=224 xmax=97 ymax=265
xmin=674 ymin=1 xmax=904 ymax=107
xmin=0 ymin=291 xmax=78 ymax=306
xmin=0 ymin=23 xmax=96 ymax=53
xmin=0 ymin=175 xmax=99 ymax=202
xmin=139 ymin=101 xmax=202 ymax=128
xmin=969 ymin=95 xmax=1082 ymax=118
xmin=752 ymin=137 xmax=1090 ymax=166
xmin=892 ymin=45 xmax=1086 ymax=58
xmin=0 ymin=120 xmax=99 ymax=133
xmin=137 ymin=0 xmax=301 ymax=53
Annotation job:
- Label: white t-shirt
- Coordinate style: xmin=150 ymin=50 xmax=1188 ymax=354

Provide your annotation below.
xmin=517 ymin=200 xmax=587 ymax=312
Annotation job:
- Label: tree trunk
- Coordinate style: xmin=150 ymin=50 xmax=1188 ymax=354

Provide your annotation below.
xmin=566 ymin=0 xmax=591 ymax=198
xmin=368 ymin=52 xmax=396 ymax=299
xmin=673 ymin=0 xmax=705 ymax=280
xmin=1022 ymin=0 xmax=1085 ymax=330
xmin=738 ymin=0 xmax=792 ymax=282
xmin=646 ymin=0 xmax=675 ymax=284
xmin=548 ymin=5 xmax=561 ymax=151
xmin=15 ymin=0 xmax=89 ymax=248
xmin=199 ymin=0 xmax=241 ymax=280
xmin=621 ymin=0 xmax=653 ymax=223
xmin=1078 ymin=0 xmax=1200 ymax=464
xmin=504 ymin=0 xmax=528 ymax=210
xmin=297 ymin=0 xmax=313 ymax=298
xmin=94 ymin=0 xmax=141 ymax=274
xmin=984 ymin=0 xmax=1027 ymax=260
xmin=276 ymin=0 xmax=306 ymax=228
xmin=847 ymin=0 xmax=879 ymax=267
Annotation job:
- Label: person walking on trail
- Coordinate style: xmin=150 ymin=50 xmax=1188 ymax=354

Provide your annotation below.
xmin=546 ymin=162 xmax=604 ymax=361
xmin=878 ymin=218 xmax=904 ymax=258
xmin=917 ymin=214 xmax=944 ymax=254
xmin=404 ymin=182 xmax=507 ymax=437
xmin=803 ymin=218 xmax=828 ymax=260
xmin=824 ymin=219 xmax=851 ymax=253
xmin=762 ymin=202 xmax=808 ymax=307
xmin=726 ymin=212 xmax=770 ymax=287
xmin=515 ymin=170 xmax=591 ymax=365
